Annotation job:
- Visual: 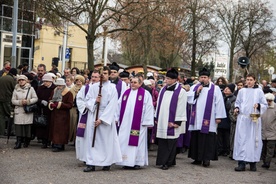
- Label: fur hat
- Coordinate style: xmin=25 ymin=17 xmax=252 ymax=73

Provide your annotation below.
xmin=271 ymin=78 xmax=276 ymax=83
xmin=75 ymin=75 xmax=85 ymax=84
xmin=199 ymin=68 xmax=210 ymax=77
xmin=166 ymin=68 xmax=178 ymax=79
xmin=109 ymin=62 xmax=120 ymax=71
xmin=265 ymin=93 xmax=275 ymax=101
xmin=226 ymin=83 xmax=236 ymax=93
xmin=42 ymin=73 xmax=54 ymax=82
xmin=119 ymin=70 xmax=130 ymax=78
xmin=17 ymin=74 xmax=28 ymax=81
xmin=54 ymin=78 xmax=66 ymax=86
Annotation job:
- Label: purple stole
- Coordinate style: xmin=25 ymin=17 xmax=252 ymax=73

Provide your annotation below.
xmin=76 ymin=84 xmax=90 ymax=137
xmin=116 ymin=79 xmax=122 ymax=99
xmin=119 ymin=87 xmax=145 ymax=146
xmin=156 ymin=83 xmax=182 ymax=136
xmin=189 ymin=83 xmax=215 ymax=134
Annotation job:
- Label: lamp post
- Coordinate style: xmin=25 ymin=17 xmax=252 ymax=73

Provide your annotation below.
xmin=11 ymin=0 xmax=18 ymax=68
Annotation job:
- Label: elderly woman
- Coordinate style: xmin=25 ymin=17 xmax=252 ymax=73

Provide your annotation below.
xmin=69 ymin=75 xmax=85 ymax=144
xmin=36 ymin=73 xmax=56 ymax=148
xmin=12 ymin=75 xmax=38 ymax=149
xmin=261 ymin=93 xmax=276 ymax=169
xmin=48 ymin=78 xmax=73 ymax=152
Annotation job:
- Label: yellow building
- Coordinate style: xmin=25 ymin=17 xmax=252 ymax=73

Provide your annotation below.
xmin=34 ymin=24 xmax=88 ymax=72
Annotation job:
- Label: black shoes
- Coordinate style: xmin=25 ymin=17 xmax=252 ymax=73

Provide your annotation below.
xmin=249 ymin=163 xmax=257 ymax=171
xmin=52 ymin=148 xmax=63 ymax=152
xmin=14 ymin=137 xmax=22 ymax=149
xmin=161 ymin=165 xmax=169 ymax=170
xmin=123 ymin=165 xmax=141 ymax=170
xmin=202 ymin=160 xmax=210 ymax=167
xmin=191 ymin=160 xmax=202 ymax=165
xmin=102 ymin=166 xmax=110 ymax=171
xmin=261 ymin=162 xmax=270 ymax=169
xmin=234 ymin=164 xmax=245 ymax=171
xmin=83 ymin=166 xmax=95 ymax=172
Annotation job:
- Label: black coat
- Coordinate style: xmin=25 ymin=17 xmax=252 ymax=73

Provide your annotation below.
xmin=218 ymin=94 xmax=236 ymax=129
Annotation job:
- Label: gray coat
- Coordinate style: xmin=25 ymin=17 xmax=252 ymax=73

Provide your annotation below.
xmin=261 ymin=103 xmax=276 ymax=140
xmin=12 ymin=83 xmax=38 ymax=125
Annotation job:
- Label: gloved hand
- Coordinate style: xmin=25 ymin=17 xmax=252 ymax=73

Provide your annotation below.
xmin=41 ymin=100 xmax=48 ymax=106
xmin=50 ymin=102 xmax=57 ymax=109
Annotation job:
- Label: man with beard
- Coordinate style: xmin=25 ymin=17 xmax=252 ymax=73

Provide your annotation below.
xmin=76 ymin=66 xmax=122 ymax=172
xmin=37 ymin=64 xmax=47 ymax=86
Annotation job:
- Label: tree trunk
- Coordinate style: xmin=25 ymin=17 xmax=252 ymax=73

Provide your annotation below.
xmin=229 ymin=46 xmax=235 ymax=82
xmin=86 ymin=35 xmax=95 ymax=71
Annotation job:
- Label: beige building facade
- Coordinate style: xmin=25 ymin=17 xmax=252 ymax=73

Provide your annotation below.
xmin=34 ymin=24 xmax=88 ymax=72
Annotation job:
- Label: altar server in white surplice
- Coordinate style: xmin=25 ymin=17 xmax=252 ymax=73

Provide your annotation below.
xmin=116 ymin=76 xmax=154 ymax=169
xmin=75 ymin=66 xmax=122 ymax=172
xmin=233 ymin=73 xmax=267 ymax=172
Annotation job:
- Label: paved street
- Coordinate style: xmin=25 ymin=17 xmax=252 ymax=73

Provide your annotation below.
xmin=0 ymin=137 xmax=275 ymax=184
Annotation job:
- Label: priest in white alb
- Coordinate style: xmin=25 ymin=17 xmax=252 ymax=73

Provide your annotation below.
xmin=75 ymin=66 xmax=122 ymax=172
xmin=116 ymin=76 xmax=154 ymax=169
xmin=187 ymin=68 xmax=226 ymax=167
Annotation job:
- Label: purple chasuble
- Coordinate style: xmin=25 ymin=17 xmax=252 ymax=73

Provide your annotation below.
xmin=189 ymin=83 xmax=215 ymax=134
xmin=116 ymin=79 xmax=122 ymax=99
xmin=156 ymin=84 xmax=182 ymax=136
xmin=76 ymin=84 xmax=89 ymax=137
xmin=119 ymin=87 xmax=145 ymax=146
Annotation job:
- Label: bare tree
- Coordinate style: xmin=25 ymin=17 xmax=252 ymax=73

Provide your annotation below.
xmin=36 ymin=0 xmax=156 ymax=71
xmin=238 ymin=0 xmax=276 ymax=74
xmin=182 ymin=0 xmax=219 ymax=76
xmin=216 ymin=0 xmax=248 ymax=82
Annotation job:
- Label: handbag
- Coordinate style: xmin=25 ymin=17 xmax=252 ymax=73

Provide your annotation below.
xmin=23 ymin=87 xmax=38 ymax=113
xmin=33 ymin=109 xmax=47 ymax=127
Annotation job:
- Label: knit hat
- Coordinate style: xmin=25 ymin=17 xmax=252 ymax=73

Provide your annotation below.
xmin=109 ymin=62 xmax=120 ymax=71
xmin=54 ymin=78 xmax=66 ymax=86
xmin=17 ymin=74 xmax=28 ymax=81
xmin=265 ymin=93 xmax=275 ymax=101
xmin=9 ymin=68 xmax=18 ymax=76
xmin=75 ymin=75 xmax=85 ymax=84
xmin=166 ymin=68 xmax=178 ymax=79
xmin=42 ymin=73 xmax=54 ymax=82
xmin=226 ymin=83 xmax=236 ymax=93
xmin=199 ymin=68 xmax=210 ymax=77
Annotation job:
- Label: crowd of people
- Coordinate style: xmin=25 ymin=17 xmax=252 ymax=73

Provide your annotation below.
xmin=0 ymin=60 xmax=275 ymax=172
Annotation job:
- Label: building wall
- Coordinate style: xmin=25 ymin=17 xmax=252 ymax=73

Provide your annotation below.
xmin=34 ymin=24 xmax=87 ymax=72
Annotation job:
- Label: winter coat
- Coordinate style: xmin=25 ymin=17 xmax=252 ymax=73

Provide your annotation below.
xmin=218 ymin=94 xmax=236 ymax=129
xmin=0 ymin=74 xmax=16 ymax=102
xmin=48 ymin=87 xmax=73 ymax=144
xmin=261 ymin=103 xmax=276 ymax=140
xmin=12 ymin=83 xmax=38 ymax=125
xmin=35 ymin=83 xmax=56 ymax=139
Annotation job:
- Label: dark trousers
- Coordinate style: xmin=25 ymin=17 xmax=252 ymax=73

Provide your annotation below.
xmin=261 ymin=140 xmax=276 ymax=163
xmin=217 ymin=128 xmax=230 ymax=155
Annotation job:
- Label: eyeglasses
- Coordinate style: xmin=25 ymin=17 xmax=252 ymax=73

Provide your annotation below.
xmin=267 ymin=100 xmax=272 ymax=102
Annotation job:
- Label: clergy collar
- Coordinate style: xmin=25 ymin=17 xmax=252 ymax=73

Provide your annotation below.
xmin=110 ymin=77 xmax=119 ymax=84
xmin=166 ymin=83 xmax=177 ymax=91
xmin=202 ymin=83 xmax=209 ymax=87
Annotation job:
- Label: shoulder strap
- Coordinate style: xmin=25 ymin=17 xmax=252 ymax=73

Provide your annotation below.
xmin=25 ymin=87 xmax=31 ymax=99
